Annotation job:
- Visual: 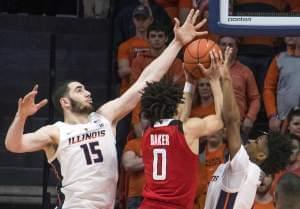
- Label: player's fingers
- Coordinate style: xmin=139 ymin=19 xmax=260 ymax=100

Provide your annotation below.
xmin=36 ymin=99 xmax=48 ymax=110
xmin=185 ymin=9 xmax=195 ymax=24
xmin=195 ymin=31 xmax=208 ymax=37
xmin=23 ymin=91 xmax=37 ymax=102
xmin=218 ymin=50 xmax=224 ymax=63
xmin=198 ymin=63 xmax=207 ymax=74
xmin=173 ymin=17 xmax=180 ymax=29
xmin=210 ymin=51 xmax=217 ymax=70
xmin=192 ymin=10 xmax=200 ymax=24
xmin=195 ymin=18 xmax=207 ymax=30
xmin=32 ymin=84 xmax=38 ymax=92
xmin=18 ymin=98 xmax=23 ymax=107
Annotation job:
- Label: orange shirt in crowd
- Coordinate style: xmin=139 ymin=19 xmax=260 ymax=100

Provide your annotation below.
xmin=154 ymin=0 xmax=192 ymax=19
xmin=190 ymin=103 xmax=215 ymax=118
xmin=263 ymin=57 xmax=279 ymax=118
xmin=130 ymin=51 xmax=184 ymax=125
xmin=123 ymin=138 xmax=145 ymax=198
xmin=263 ymin=47 xmax=296 ymax=118
xmin=117 ymin=37 xmax=150 ymax=94
xmin=193 ymin=162 xmax=207 ymax=209
xmin=230 ymin=61 xmax=260 ymax=122
xmin=194 ymin=143 xmax=226 ymax=209
xmin=252 ymin=201 xmax=275 ymax=209
xmin=203 ymin=143 xmax=226 ymax=182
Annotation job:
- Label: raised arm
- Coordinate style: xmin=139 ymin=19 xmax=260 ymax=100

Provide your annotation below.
xmin=5 ymin=86 xmax=57 ymax=154
xmin=220 ymin=47 xmax=241 ymax=158
xmin=177 ymin=69 xmax=197 ymax=122
xmin=98 ymin=10 xmax=208 ymax=125
xmin=184 ymin=50 xmax=224 ymax=140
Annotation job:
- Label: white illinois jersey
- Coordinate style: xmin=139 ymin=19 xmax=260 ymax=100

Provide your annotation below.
xmin=204 ymin=146 xmax=261 ymax=209
xmin=48 ymin=112 xmax=118 ymax=209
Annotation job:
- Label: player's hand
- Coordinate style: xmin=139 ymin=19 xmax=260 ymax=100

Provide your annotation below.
xmin=17 ymin=85 xmax=48 ymax=118
xmin=173 ymin=9 xmax=207 ymax=46
xmin=198 ymin=50 xmax=222 ymax=81
xmin=269 ymin=116 xmax=281 ymax=132
xmin=219 ymin=47 xmax=232 ymax=78
xmin=242 ymin=117 xmax=253 ymax=135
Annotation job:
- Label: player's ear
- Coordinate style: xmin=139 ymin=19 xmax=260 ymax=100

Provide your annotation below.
xmin=60 ymin=97 xmax=71 ymax=109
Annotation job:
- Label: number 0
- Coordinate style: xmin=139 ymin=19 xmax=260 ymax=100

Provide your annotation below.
xmin=153 ymin=148 xmax=167 ymax=180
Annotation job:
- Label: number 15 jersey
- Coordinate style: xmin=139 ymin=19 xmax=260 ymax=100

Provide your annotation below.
xmin=141 ymin=119 xmax=198 ymax=209
xmin=48 ymin=112 xmax=118 ymax=209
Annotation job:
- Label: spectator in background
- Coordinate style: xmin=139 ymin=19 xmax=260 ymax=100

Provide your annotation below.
xmin=270 ymin=134 xmax=300 ymax=197
xmin=130 ymin=23 xmax=185 ymax=137
xmin=114 ymin=0 xmax=172 ymax=51
xmin=253 ymin=175 xmax=275 ymax=209
xmin=286 ymin=107 xmax=300 ymax=139
xmin=116 ymin=4 xmax=153 ymax=161
xmin=219 ymin=36 xmax=260 ymax=143
xmin=275 ymin=172 xmax=300 ymax=209
xmin=117 ymin=5 xmax=153 ymax=95
xmin=195 ymin=129 xmax=227 ymax=209
xmin=83 ymin=0 xmax=110 ymax=18
xmin=263 ymin=37 xmax=300 ymax=133
xmin=190 ymin=78 xmax=215 ymax=118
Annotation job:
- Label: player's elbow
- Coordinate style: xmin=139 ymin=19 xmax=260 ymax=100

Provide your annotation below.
xmin=5 ymin=139 xmax=23 ymax=153
xmin=215 ymin=118 xmax=224 ymax=132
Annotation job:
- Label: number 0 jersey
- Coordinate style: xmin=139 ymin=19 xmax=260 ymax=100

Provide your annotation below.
xmin=48 ymin=112 xmax=118 ymax=209
xmin=141 ymin=119 xmax=198 ymax=209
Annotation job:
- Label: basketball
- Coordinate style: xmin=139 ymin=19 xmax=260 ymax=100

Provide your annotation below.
xmin=183 ymin=39 xmax=221 ymax=78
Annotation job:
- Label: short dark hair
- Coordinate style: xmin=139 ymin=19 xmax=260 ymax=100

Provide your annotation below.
xmin=261 ymin=133 xmax=293 ymax=174
xmin=287 ymin=106 xmax=300 ymax=124
xmin=218 ymin=35 xmax=241 ymax=46
xmin=147 ymin=23 xmax=168 ymax=38
xmin=141 ymin=79 xmax=183 ymax=125
xmin=51 ymin=80 xmax=76 ymax=114
xmin=275 ymin=172 xmax=300 ymax=209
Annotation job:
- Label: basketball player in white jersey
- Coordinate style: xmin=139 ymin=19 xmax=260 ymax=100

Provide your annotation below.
xmin=4 ymin=10 xmax=207 ymax=209
xmin=204 ymin=47 xmax=293 ymax=209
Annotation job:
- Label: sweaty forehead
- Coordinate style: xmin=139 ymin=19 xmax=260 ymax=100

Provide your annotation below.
xmin=68 ymin=82 xmax=84 ymax=90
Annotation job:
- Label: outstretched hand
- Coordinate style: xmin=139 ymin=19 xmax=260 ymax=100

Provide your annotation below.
xmin=173 ymin=9 xmax=208 ymax=46
xmin=17 ymin=85 xmax=48 ymax=118
xmin=198 ymin=50 xmax=222 ymax=81
xmin=219 ymin=47 xmax=233 ymax=78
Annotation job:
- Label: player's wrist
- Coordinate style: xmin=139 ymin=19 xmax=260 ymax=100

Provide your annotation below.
xmin=15 ymin=112 xmax=28 ymax=121
xmin=183 ymin=81 xmax=195 ymax=93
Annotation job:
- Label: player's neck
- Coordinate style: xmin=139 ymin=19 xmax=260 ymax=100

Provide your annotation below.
xmin=255 ymin=191 xmax=273 ymax=204
xmin=64 ymin=112 xmax=90 ymax=124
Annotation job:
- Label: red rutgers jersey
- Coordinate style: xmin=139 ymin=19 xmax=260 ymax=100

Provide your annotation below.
xmin=140 ymin=119 xmax=198 ymax=209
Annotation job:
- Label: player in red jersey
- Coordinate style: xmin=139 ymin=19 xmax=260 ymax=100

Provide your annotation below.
xmin=138 ymin=50 xmax=224 ymax=209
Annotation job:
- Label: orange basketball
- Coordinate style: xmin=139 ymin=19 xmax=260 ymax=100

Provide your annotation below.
xmin=183 ymin=39 xmax=221 ymax=78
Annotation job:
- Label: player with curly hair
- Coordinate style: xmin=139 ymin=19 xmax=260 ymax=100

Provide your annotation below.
xmin=204 ymin=47 xmax=293 ymax=209
xmin=139 ymin=51 xmax=224 ymax=209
